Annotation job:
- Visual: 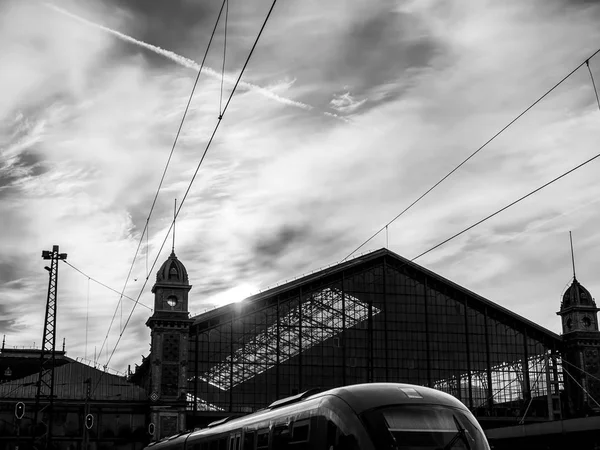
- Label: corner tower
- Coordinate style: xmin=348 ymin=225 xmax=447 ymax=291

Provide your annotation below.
xmin=146 ymin=250 xmax=193 ymax=440
xmin=558 ymin=279 xmax=599 ymax=334
xmin=557 ymin=234 xmax=600 ymax=415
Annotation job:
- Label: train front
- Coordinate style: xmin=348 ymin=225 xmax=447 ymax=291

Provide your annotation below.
xmin=337 ymin=383 xmax=491 ymax=450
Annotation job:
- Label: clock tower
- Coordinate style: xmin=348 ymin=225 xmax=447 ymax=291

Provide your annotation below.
xmin=146 ymin=250 xmax=194 ymax=439
xmin=557 ymin=277 xmax=600 ymax=415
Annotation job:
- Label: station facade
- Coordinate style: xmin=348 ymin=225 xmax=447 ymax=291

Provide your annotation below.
xmin=142 ymin=248 xmax=600 ymax=440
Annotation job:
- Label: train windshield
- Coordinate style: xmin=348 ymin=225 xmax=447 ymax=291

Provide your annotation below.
xmin=361 ymin=405 xmax=490 ymax=450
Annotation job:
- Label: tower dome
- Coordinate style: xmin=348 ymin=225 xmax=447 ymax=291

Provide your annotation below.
xmin=155 ymin=251 xmax=189 ymax=285
xmin=561 ymin=278 xmax=595 ymax=309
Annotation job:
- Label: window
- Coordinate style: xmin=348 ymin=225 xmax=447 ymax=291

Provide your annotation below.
xmin=291 ymin=421 xmax=310 ymax=443
xmin=256 ymin=430 xmax=269 ymax=450
xmin=362 ymin=405 xmax=488 ymax=450
xmin=272 ymin=425 xmax=291 ymax=448
xmin=243 ymin=431 xmax=255 ymax=450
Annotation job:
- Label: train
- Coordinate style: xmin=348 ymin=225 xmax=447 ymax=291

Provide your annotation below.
xmin=146 ymin=383 xmax=491 ymax=450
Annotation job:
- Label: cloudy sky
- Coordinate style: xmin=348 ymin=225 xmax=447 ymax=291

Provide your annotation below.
xmin=2 ymin=0 xmax=600 ymax=372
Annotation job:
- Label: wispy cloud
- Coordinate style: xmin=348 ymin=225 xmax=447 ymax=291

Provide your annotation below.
xmin=45 ymin=3 xmax=314 ymax=111
xmin=330 ymin=91 xmax=366 ymax=113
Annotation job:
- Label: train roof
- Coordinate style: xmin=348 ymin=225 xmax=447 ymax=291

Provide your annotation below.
xmin=184 ymin=383 xmax=469 ymax=440
xmin=324 ymin=383 xmax=468 ymax=414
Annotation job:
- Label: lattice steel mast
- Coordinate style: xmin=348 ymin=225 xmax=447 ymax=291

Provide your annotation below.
xmin=33 ymin=245 xmax=67 ymax=449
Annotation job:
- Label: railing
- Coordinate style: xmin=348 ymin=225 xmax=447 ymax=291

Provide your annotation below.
xmin=74 ymin=356 xmax=127 ymax=377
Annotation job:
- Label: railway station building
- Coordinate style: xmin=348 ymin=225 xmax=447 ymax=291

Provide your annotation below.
xmin=141 ymin=248 xmax=600 ymax=442
xmin=1 ymin=247 xmax=598 ymax=449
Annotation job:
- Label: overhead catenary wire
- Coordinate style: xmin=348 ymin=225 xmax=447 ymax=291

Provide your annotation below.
xmin=62 ymin=261 xmax=151 ymax=311
xmin=92 ymin=0 xmax=279 ymax=395
xmin=145 ymin=219 xmax=149 ymax=279
xmin=329 ymin=149 xmax=600 ymax=335
xmin=219 ymin=0 xmax=229 ymax=117
xmin=474 ymin=376 xmax=521 ymax=410
xmin=562 ymin=365 xmax=600 ymax=409
xmin=518 ymin=357 xmax=547 ymax=424
xmin=95 ymin=0 xmax=228 ymax=362
xmin=85 ymin=277 xmax=90 ymax=361
xmin=562 ymin=358 xmax=600 ymax=385
xmin=343 ymin=47 xmax=600 ymax=262
xmin=586 ymin=59 xmax=600 ymax=111
xmin=409 ymin=149 xmax=600 ymax=263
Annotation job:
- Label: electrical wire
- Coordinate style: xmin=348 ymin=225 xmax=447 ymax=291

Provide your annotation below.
xmin=410 ymin=149 xmax=600 ymax=263
xmin=587 ymin=59 xmax=600 ymax=111
xmin=95 ymin=0 xmax=229 ymax=362
xmin=146 ymin=219 xmax=149 ymax=279
xmin=85 ymin=277 xmax=89 ymax=361
xmin=62 ymin=261 xmax=151 ymax=311
xmin=219 ymin=0 xmax=229 ymax=116
xmin=562 ymin=358 xmax=600 ymax=384
xmin=562 ymin=365 xmax=600 ymax=408
xmin=474 ymin=376 xmax=521 ymax=409
xmin=343 ymin=47 xmax=600 ymax=262
xmin=92 ymin=0 xmax=279 ymax=396
xmin=0 ymin=382 xmax=37 ymax=400
xmin=518 ymin=357 xmax=547 ymax=424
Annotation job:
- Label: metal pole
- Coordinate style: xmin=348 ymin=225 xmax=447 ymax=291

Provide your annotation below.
xmin=33 ymin=245 xmax=67 ymax=449
xmin=423 ymin=276 xmax=432 ymax=387
xmin=83 ymin=378 xmax=91 ymax=450
xmin=194 ymin=332 xmax=199 ymax=424
xmin=463 ymin=298 xmax=473 ymax=409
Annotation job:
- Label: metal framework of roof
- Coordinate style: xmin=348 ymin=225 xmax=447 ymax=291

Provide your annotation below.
xmin=433 ymin=352 xmax=564 ymax=405
xmin=186 ymin=393 xmax=223 ymax=412
xmin=191 ymin=248 xmax=561 ymax=346
xmin=198 ymin=287 xmax=380 ymax=390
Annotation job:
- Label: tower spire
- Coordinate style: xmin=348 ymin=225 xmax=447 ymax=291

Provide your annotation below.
xmin=569 ymin=231 xmax=577 ymax=281
xmin=172 ymin=198 xmax=177 ymax=254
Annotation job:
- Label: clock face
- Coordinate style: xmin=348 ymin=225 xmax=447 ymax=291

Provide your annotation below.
xmin=582 ymin=316 xmax=592 ymax=328
xmin=566 ymin=318 xmax=573 ymax=330
xmin=166 ymin=295 xmax=178 ymax=308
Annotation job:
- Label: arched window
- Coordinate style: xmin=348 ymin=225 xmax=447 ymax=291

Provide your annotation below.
xmin=169 ymin=263 xmax=179 ymax=280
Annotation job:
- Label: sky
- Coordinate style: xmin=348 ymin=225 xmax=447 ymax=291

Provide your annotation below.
xmin=1 ymin=0 xmax=600 ymax=373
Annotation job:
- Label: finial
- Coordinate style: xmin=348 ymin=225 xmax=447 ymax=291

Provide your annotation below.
xmin=172 ymin=198 xmax=177 ymax=253
xmin=62 ymin=337 xmax=66 ymax=352
xmin=569 ymin=231 xmax=577 ymax=281
xmin=1 ymin=335 xmax=4 ymax=351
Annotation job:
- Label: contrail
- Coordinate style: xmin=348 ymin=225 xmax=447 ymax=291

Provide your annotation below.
xmin=44 ymin=3 xmax=315 ymax=111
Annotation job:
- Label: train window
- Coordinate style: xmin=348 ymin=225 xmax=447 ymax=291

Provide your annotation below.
xmin=243 ymin=431 xmax=255 ymax=450
xmin=229 ymin=433 xmax=241 ymax=450
xmin=336 ymin=434 xmax=359 ymax=450
xmin=256 ymin=429 xmax=269 ymax=449
xmin=362 ymin=405 xmax=489 ymax=450
xmin=272 ymin=425 xmax=291 ymax=448
xmin=291 ymin=420 xmax=310 ymax=443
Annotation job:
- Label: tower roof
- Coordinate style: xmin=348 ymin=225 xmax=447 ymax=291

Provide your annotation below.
xmin=155 ymin=251 xmax=189 ymax=286
xmin=561 ymin=278 xmax=596 ymax=309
